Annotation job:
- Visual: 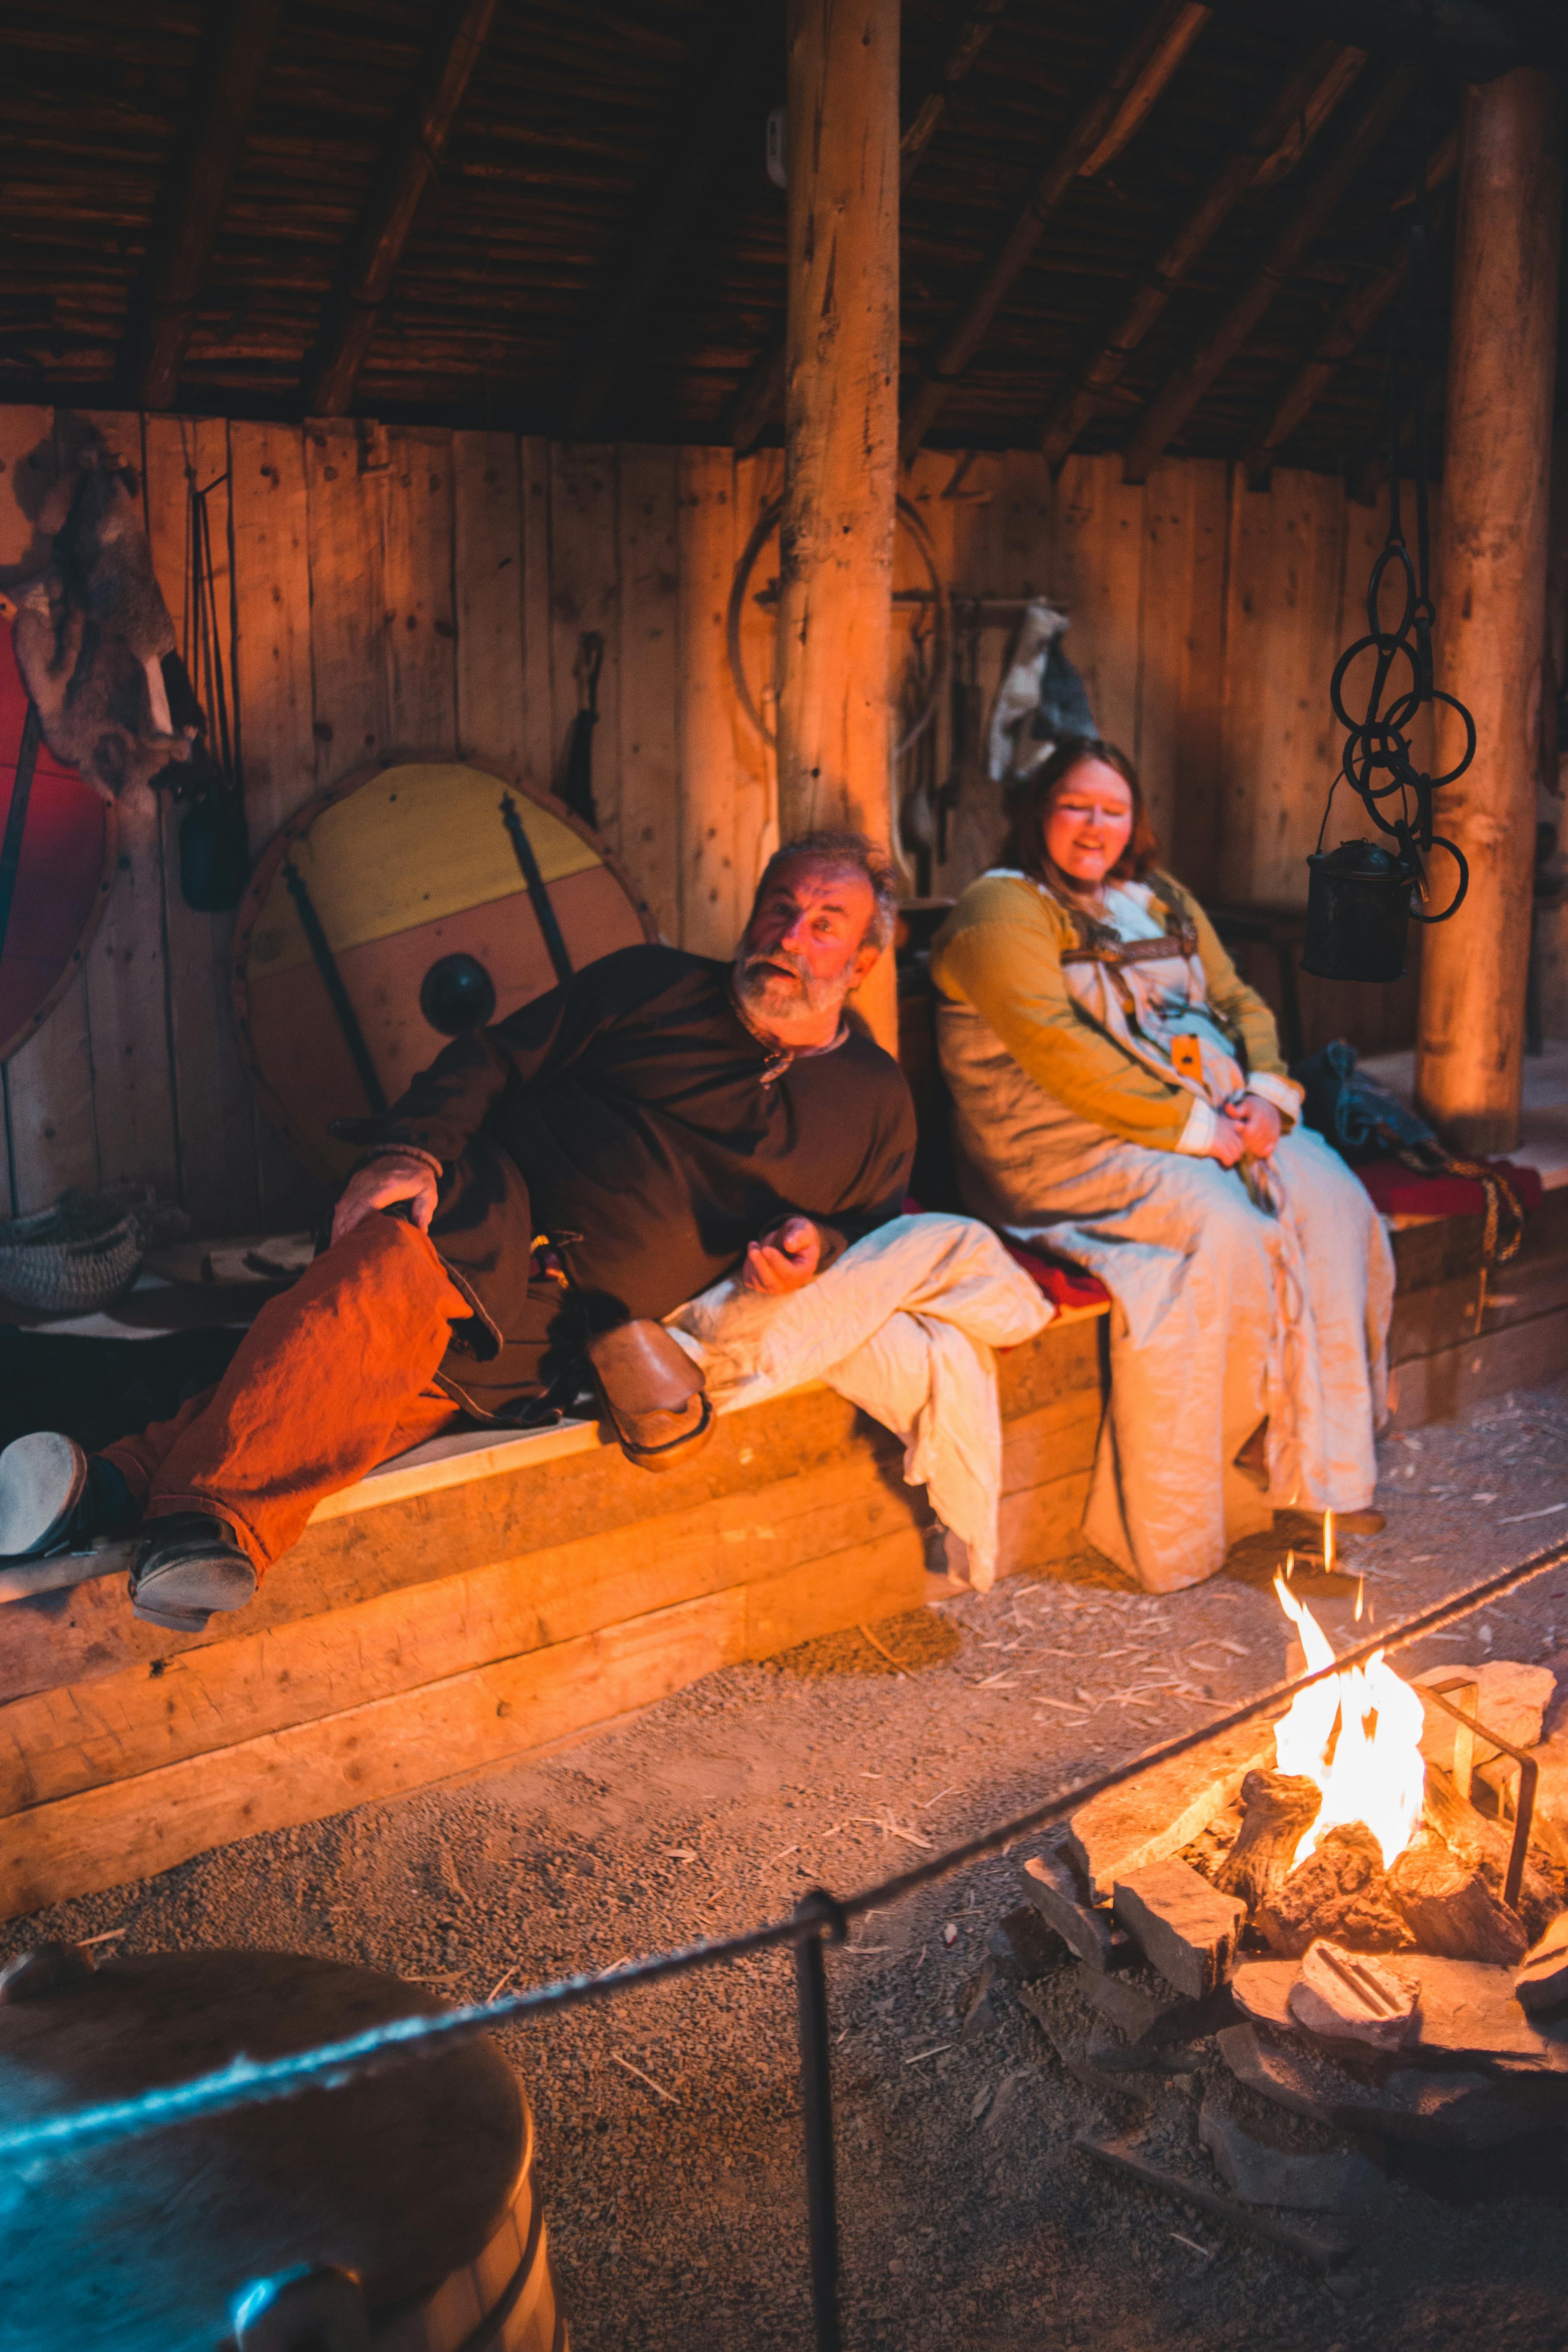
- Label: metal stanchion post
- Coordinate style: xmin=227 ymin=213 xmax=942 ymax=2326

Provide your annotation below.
xmin=793 ymin=1891 xmax=847 ymax=2351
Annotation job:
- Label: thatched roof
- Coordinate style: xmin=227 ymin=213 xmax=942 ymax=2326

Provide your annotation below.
xmin=0 ymin=0 xmax=1561 ymax=476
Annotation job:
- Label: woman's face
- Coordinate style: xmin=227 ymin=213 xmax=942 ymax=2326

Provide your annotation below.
xmin=1041 ymin=760 xmax=1135 ymax=888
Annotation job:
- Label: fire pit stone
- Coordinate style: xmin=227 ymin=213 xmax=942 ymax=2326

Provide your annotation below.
xmin=1515 ymin=1913 xmax=1568 ymax=2014
xmin=1286 ymin=1941 xmax=1419 ymax=2052
xmin=1219 ymin=2021 xmax=1561 ymax=2150
xmin=1233 ymin=1952 xmax=1568 ymax=2071
xmin=1110 ymin=1856 xmax=1246 ymax=1999
xmin=1065 ymin=1720 xmax=1277 ymax=1905
xmin=1197 ymin=2080 xmax=1383 ymax=2214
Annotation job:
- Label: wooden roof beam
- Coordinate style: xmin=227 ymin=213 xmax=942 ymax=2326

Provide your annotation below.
xmin=726 ymin=0 xmax=1010 ymax=456
xmin=898 ymin=0 xmax=1213 ymax=467
xmin=1242 ymin=129 xmax=1458 ymax=489
xmin=1037 ymin=39 xmax=1363 ymax=475
xmin=565 ymin=8 xmax=778 ymax=439
xmin=302 ymin=0 xmax=499 ymax=420
xmin=1119 ymin=56 xmax=1414 ymax=484
xmin=121 ymin=0 xmax=284 ymax=410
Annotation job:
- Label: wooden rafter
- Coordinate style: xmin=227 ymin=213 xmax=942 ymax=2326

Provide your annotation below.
xmin=302 ymin=0 xmax=499 ymax=419
xmin=898 ymin=0 xmax=1213 ymax=467
xmin=121 ymin=0 xmax=284 ymax=410
xmin=726 ymin=0 xmax=1010 ymax=456
xmin=1243 ymin=130 xmax=1458 ymax=489
xmin=565 ymin=7 xmax=778 ymax=438
xmin=1120 ymin=58 xmax=1415 ymax=484
xmin=1037 ymin=40 xmax=1363 ymax=476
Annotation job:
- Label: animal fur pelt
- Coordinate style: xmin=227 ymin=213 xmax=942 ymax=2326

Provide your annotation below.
xmin=11 ymin=425 xmax=193 ymax=798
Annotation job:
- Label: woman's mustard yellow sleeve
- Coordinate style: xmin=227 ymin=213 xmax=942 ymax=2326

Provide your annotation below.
xmin=932 ymin=915 xmax=1195 ymax=1151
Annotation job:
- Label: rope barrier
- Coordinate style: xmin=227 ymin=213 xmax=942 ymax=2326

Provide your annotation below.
xmin=5 ymin=1528 xmax=1567 ymax=2173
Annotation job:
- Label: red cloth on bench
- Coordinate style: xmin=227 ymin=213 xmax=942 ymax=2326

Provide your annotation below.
xmin=1001 ymin=1243 xmax=1111 ymax=1311
xmin=1355 ymin=1157 xmax=1544 ymax=1219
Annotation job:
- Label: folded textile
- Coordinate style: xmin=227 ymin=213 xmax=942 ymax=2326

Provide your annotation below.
xmin=1356 ymin=1155 xmax=1544 ymax=1220
xmin=667 ymin=1213 xmax=1054 ymax=1590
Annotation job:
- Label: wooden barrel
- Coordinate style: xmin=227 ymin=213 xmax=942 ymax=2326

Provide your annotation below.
xmin=233 ymin=758 xmax=658 ymax=1175
xmin=0 ymin=1947 xmax=567 ymax=2352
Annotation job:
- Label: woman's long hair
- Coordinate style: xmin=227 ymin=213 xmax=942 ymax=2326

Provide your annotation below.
xmin=1000 ymin=736 xmax=1160 ymax=892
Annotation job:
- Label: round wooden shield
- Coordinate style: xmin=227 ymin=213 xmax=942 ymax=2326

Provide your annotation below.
xmin=0 ymin=633 xmax=117 ymax=1064
xmin=234 ymin=760 xmax=658 ymax=1175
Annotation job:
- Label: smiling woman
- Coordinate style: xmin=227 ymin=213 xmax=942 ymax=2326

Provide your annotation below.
xmin=930 ymin=736 xmax=1394 ymax=1594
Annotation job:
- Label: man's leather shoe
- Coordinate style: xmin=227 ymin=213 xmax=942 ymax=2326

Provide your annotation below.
xmin=587 ymin=1320 xmax=714 ymax=1471
xmin=130 ymin=1513 xmax=258 ymax=1631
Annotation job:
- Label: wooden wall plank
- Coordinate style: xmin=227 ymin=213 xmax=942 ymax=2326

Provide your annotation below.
xmin=0 ymin=404 xmax=101 ymax=1213
xmin=546 ymin=441 xmax=619 ymax=843
xmin=383 ymin=426 xmax=457 ymax=758
xmin=615 ymin=443 xmax=681 ymax=937
xmin=731 ymin=448 xmax=783 ymax=906
xmin=304 ymin=420 xmax=388 ymax=786
xmin=228 ymin=420 xmax=324 ymax=1225
xmin=1057 ymin=450 xmax=1144 ymax=764
xmin=452 ymin=429 xmax=525 ymax=779
xmin=517 ymin=436 xmax=554 ymax=796
xmin=676 ymin=444 xmax=740 ymax=956
xmin=142 ymin=413 xmax=260 ymax=1233
xmin=1225 ymin=467 xmax=1346 ymax=910
xmin=1138 ymin=456 xmax=1231 ymax=897
xmin=897 ymin=448 xmax=960 ymax=898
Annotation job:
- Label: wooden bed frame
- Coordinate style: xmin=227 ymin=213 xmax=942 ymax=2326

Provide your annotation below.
xmin=0 ymin=1192 xmax=1564 ymax=1923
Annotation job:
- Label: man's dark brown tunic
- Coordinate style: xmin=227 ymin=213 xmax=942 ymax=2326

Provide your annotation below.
xmin=368 ymin=946 xmax=916 ymax=1415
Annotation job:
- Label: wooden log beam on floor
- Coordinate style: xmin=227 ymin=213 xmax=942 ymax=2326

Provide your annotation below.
xmin=1038 ymin=40 xmax=1363 ymax=477
xmin=1243 ymin=130 xmax=1458 ymax=491
xmin=726 ymin=0 xmax=1010 ymax=456
xmin=565 ymin=6 xmax=778 ymax=439
xmin=898 ymin=0 xmax=1213 ymax=468
xmin=1120 ymin=57 xmax=1413 ymax=485
xmin=1415 ymin=70 xmax=1563 ymax=1157
xmin=301 ymin=0 xmax=499 ymax=419
xmin=119 ymin=0 xmax=285 ymax=410
xmin=775 ymin=0 xmax=901 ymax=1050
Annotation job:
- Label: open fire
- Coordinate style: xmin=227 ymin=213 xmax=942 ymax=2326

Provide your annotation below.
xmin=1272 ymin=1575 xmax=1427 ymax=1874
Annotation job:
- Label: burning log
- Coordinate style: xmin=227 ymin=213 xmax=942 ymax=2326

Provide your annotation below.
xmin=1387 ymin=1837 xmax=1529 ymax=1966
xmin=1287 ymin=1940 xmax=1419 ymax=2052
xmin=1422 ymin=1766 xmax=1562 ymax=1941
xmin=1214 ymin=1770 xmax=1323 ymax=1912
xmin=1254 ymin=1823 xmax=1414 ymax=1958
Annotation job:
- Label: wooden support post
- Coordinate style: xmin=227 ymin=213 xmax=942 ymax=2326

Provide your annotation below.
xmin=1038 ymin=42 xmax=1363 ymax=477
xmin=775 ymin=0 xmax=900 ymax=1050
xmin=726 ymin=0 xmax=1009 ymax=457
xmin=121 ymin=0 xmax=284 ymax=410
xmin=1120 ymin=59 xmax=1412 ymax=485
xmin=302 ymin=0 xmax=498 ymax=419
xmin=1415 ymin=71 xmax=1562 ymax=1156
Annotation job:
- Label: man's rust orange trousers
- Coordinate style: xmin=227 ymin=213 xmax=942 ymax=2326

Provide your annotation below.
xmin=101 ymin=1216 xmax=470 ymax=1576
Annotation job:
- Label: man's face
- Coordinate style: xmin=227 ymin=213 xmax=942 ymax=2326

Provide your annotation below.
xmin=734 ymin=860 xmax=880 ymax=1029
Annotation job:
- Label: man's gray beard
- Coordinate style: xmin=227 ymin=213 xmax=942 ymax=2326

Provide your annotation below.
xmin=733 ymin=952 xmax=844 ymax=1024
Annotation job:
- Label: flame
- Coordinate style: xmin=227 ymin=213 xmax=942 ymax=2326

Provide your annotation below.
xmin=1323 ymin=1509 xmax=1335 ymax=1574
xmin=1273 ymin=1575 xmax=1426 ymax=1871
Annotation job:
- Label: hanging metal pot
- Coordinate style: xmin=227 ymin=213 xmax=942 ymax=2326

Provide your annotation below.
xmin=1301 ymin=838 xmax=1414 ymax=983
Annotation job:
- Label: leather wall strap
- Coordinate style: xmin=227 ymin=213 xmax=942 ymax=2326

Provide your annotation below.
xmin=499 ymin=793 xmax=574 ymax=986
xmin=282 ymin=857 xmax=389 ymax=1115
xmin=0 ymin=701 xmax=43 ymax=971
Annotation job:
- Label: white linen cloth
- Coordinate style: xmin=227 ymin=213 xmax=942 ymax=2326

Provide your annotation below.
xmin=940 ymin=942 xmax=1395 ymax=1592
xmin=665 ymin=1213 xmax=1054 ymax=1590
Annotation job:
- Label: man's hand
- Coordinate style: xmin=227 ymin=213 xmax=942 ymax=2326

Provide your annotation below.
xmin=331 ymin=1153 xmax=440 ymax=1245
xmin=1224 ymin=1093 xmax=1283 ymax=1161
xmin=740 ymin=1215 xmax=822 ymax=1295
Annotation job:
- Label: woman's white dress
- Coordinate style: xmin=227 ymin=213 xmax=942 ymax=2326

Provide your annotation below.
xmin=938 ymin=877 xmax=1394 ymax=1591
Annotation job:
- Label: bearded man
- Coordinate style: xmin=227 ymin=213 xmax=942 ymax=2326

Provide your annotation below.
xmin=0 ymin=832 xmax=915 ymax=1631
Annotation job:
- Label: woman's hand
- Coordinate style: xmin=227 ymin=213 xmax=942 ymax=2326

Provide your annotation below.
xmin=331 ymin=1153 xmax=441 ymax=1244
xmin=740 ymin=1216 xmax=822 ymax=1294
xmin=1225 ymin=1094 xmax=1283 ymax=1161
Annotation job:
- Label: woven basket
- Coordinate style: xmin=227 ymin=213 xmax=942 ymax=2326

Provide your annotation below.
xmin=0 ymin=1191 xmax=144 ymax=1314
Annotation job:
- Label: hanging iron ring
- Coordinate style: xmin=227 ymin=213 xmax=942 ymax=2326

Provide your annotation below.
xmin=726 ymin=493 xmax=949 ymax=763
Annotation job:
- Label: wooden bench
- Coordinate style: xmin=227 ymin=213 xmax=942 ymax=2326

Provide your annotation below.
xmin=0 ymin=1182 xmax=1564 ymax=1924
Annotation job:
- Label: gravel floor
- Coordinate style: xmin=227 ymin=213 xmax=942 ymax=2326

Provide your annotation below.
xmin=10 ymin=1376 xmax=1568 ymax=2350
